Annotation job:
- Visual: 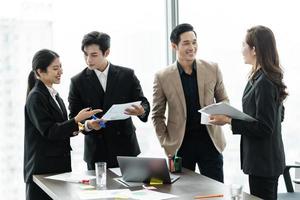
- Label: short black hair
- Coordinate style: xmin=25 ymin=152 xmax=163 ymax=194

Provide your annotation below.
xmin=170 ymin=23 xmax=197 ymax=45
xmin=81 ymin=31 xmax=110 ymax=54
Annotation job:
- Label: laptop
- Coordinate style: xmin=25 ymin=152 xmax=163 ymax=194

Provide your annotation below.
xmin=117 ymin=156 xmax=180 ymax=184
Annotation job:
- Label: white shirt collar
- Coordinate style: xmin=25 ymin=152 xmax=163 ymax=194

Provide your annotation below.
xmin=46 ymin=85 xmax=58 ymax=98
xmin=94 ymin=63 xmax=110 ymax=92
xmin=94 ymin=62 xmax=110 ymax=76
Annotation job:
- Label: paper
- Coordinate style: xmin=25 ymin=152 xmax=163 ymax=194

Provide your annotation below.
xmin=199 ymin=102 xmax=256 ymax=123
xmin=201 ymin=113 xmax=212 ymax=125
xmin=45 ymin=172 xmax=95 ymax=183
xmin=79 ymin=185 xmax=95 ymax=190
xmin=77 ymin=189 xmax=177 ymax=200
xmin=78 ymin=189 xmax=132 ymax=199
xmin=109 ymin=167 xmax=122 ymax=176
xmin=102 ymin=101 xmax=142 ymax=121
xmin=130 ymin=189 xmax=177 ymax=200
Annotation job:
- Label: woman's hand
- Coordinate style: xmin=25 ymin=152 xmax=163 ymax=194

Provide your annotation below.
xmin=209 ymin=114 xmax=232 ymax=125
xmin=74 ymin=108 xmax=102 ymax=123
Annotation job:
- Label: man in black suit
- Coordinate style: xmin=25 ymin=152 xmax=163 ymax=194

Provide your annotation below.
xmin=68 ymin=31 xmax=150 ymax=170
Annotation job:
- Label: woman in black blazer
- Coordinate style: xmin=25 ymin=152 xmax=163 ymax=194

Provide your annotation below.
xmin=24 ymin=49 xmax=102 ymax=200
xmin=209 ymin=26 xmax=288 ymax=200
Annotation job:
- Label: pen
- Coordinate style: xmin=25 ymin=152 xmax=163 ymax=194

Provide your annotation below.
xmin=194 ymin=194 xmax=224 ymax=199
xmin=92 ymin=115 xmax=106 ymax=128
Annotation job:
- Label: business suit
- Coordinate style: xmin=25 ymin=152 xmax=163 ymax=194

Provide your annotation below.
xmin=152 ymin=59 xmax=228 ymax=182
xmin=24 ymin=80 xmax=78 ymax=200
xmin=68 ymin=64 xmax=150 ymax=169
xmin=152 ymin=59 xmax=228 ymax=156
xmin=231 ymin=69 xmax=285 ymax=199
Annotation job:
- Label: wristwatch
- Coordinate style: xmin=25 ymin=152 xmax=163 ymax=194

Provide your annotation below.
xmin=78 ymin=121 xmax=85 ymax=132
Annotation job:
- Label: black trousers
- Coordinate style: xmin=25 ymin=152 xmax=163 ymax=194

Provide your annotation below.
xmin=249 ymin=175 xmax=279 ymax=200
xmin=177 ymin=134 xmax=224 ymax=183
xmin=26 ymin=181 xmax=52 ymax=200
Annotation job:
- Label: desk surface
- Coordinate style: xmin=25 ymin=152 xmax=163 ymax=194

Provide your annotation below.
xmin=33 ymin=169 xmax=261 ymax=200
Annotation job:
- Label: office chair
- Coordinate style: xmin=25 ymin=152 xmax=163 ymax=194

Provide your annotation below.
xmin=278 ymin=164 xmax=300 ymax=200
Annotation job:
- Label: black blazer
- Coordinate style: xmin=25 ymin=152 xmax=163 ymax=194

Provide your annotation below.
xmin=24 ymin=80 xmax=78 ymax=183
xmin=231 ymin=69 xmax=285 ymax=177
xmin=68 ymin=64 xmax=150 ymax=167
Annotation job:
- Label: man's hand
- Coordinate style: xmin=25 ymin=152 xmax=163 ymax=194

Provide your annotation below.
xmin=124 ymin=104 xmax=145 ymax=116
xmin=86 ymin=119 xmax=106 ymax=131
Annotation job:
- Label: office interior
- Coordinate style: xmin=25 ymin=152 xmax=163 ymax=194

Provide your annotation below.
xmin=0 ymin=0 xmax=299 ymax=199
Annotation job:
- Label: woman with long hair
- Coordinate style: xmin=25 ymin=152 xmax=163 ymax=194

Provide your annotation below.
xmin=209 ymin=26 xmax=287 ymax=200
xmin=24 ymin=49 xmax=102 ymax=200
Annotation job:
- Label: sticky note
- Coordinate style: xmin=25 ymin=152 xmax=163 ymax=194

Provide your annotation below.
xmin=79 ymin=185 xmax=95 ymax=190
xmin=150 ymin=178 xmax=163 ymax=185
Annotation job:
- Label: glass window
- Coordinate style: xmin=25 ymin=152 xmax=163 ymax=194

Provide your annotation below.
xmin=0 ymin=0 xmax=166 ymax=199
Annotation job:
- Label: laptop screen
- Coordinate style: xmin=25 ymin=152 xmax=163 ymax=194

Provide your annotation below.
xmin=117 ymin=156 xmax=179 ymax=184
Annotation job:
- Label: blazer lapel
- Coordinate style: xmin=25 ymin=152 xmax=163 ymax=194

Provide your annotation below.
xmin=242 ymin=81 xmax=252 ymax=99
xmin=170 ymin=64 xmax=187 ymax=117
xmin=196 ymin=60 xmax=205 ymax=108
xmin=55 ymin=94 xmax=68 ymax=120
xmin=243 ymin=70 xmax=263 ymax=99
xmin=85 ymin=68 xmax=105 ymax=98
xmin=36 ymin=80 xmax=64 ymax=117
xmin=48 ymin=96 xmax=63 ymax=115
xmin=103 ymin=65 xmax=118 ymax=109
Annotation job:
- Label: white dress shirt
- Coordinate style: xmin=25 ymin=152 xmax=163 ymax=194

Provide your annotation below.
xmin=94 ymin=63 xmax=110 ymax=92
xmin=46 ymin=86 xmax=62 ymax=110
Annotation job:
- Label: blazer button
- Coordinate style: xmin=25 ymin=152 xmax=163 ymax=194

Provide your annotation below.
xmin=117 ymin=131 xmax=121 ymax=135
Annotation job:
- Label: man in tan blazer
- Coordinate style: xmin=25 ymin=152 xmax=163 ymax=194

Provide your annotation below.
xmin=152 ymin=23 xmax=228 ymax=182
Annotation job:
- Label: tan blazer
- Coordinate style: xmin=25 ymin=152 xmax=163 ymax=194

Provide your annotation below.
xmin=152 ymin=59 xmax=229 ymax=156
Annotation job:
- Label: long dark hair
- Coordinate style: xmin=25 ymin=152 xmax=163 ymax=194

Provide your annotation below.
xmin=246 ymin=25 xmax=288 ymax=102
xmin=26 ymin=49 xmax=59 ymax=97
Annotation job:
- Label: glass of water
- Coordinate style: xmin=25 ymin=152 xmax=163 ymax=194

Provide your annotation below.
xmin=95 ymin=162 xmax=107 ymax=189
xmin=230 ymin=184 xmax=243 ymax=199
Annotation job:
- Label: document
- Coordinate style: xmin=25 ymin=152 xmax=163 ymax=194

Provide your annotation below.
xmin=200 ymin=113 xmax=213 ymax=125
xmin=78 ymin=189 xmax=132 ymax=199
xmin=77 ymin=189 xmax=177 ymax=200
xmin=109 ymin=167 xmax=122 ymax=176
xmin=130 ymin=189 xmax=177 ymax=200
xmin=102 ymin=101 xmax=141 ymax=121
xmin=199 ymin=102 xmax=256 ymax=123
xmin=45 ymin=172 xmax=95 ymax=183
